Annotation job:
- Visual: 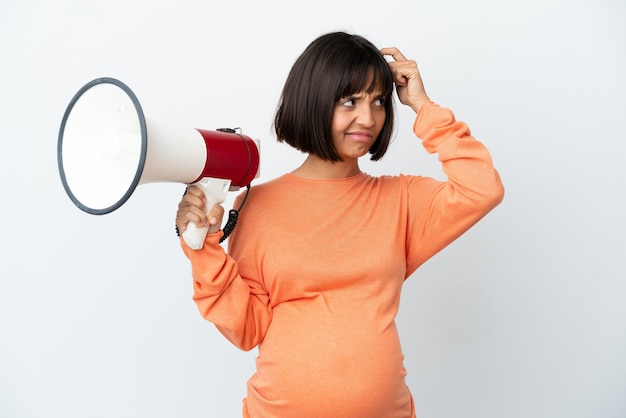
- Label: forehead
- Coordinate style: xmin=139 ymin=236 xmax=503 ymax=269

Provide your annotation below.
xmin=343 ymin=89 xmax=385 ymax=99
xmin=340 ymin=65 xmax=392 ymax=98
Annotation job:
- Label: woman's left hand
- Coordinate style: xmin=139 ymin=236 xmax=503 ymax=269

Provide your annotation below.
xmin=380 ymin=47 xmax=430 ymax=113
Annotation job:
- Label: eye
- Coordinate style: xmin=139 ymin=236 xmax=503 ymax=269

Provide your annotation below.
xmin=340 ymin=97 xmax=356 ymax=107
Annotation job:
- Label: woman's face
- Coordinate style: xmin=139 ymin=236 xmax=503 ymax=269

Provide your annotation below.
xmin=330 ymin=90 xmax=386 ymax=161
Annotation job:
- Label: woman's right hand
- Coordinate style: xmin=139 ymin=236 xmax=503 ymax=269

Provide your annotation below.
xmin=176 ymin=185 xmax=225 ymax=236
xmin=380 ymin=47 xmax=431 ymax=114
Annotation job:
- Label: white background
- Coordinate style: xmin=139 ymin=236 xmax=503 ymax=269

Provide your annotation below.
xmin=1 ymin=0 xmax=625 ymax=417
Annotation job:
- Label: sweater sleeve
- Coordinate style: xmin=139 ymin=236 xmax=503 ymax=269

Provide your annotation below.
xmin=181 ymin=232 xmax=271 ymax=351
xmin=405 ymin=102 xmax=505 ymax=275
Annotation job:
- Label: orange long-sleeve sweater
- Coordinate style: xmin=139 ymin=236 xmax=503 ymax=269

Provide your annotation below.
xmin=181 ymin=102 xmax=504 ymax=418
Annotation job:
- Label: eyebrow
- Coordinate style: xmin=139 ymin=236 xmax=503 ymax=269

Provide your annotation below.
xmin=343 ymin=91 xmax=385 ymax=99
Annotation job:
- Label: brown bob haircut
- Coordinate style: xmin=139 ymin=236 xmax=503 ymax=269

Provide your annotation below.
xmin=274 ymin=32 xmax=395 ymax=162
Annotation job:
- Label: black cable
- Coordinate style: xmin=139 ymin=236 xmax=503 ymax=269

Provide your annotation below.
xmin=215 ymin=127 xmax=254 ymax=243
xmin=219 ymin=183 xmax=251 ymax=243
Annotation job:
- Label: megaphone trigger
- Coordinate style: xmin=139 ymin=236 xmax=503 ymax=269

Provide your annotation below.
xmin=182 ymin=177 xmax=231 ymax=250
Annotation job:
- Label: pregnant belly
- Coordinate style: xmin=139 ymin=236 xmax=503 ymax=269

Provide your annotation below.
xmin=245 ymin=303 xmax=412 ymax=417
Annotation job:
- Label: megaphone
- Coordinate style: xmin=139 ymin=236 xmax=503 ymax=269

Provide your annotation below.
xmin=58 ymin=77 xmax=260 ymax=250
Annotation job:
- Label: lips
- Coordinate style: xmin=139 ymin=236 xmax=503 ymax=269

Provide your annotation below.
xmin=346 ymin=131 xmax=374 ymax=142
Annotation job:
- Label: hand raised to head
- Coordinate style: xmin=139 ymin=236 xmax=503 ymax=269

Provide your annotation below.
xmin=380 ymin=47 xmax=431 ymax=113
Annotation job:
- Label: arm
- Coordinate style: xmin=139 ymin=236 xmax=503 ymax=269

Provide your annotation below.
xmin=380 ymin=47 xmax=504 ymax=273
xmin=177 ymin=188 xmax=271 ymax=351
xmin=406 ymin=103 xmax=505 ymax=272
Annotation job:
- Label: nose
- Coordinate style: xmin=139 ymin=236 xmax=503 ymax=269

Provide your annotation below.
xmin=356 ymin=104 xmax=376 ymax=128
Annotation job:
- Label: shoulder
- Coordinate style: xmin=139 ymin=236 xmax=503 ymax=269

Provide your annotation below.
xmin=232 ymin=175 xmax=295 ymax=212
xmin=234 ymin=175 xmax=288 ymax=200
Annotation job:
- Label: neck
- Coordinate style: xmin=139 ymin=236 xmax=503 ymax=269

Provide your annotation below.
xmin=291 ymin=155 xmax=361 ymax=179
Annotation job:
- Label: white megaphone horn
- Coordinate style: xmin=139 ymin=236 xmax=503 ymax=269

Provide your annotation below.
xmin=57 ymin=77 xmax=260 ymax=250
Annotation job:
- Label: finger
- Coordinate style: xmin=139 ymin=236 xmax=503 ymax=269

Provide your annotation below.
xmin=182 ymin=185 xmax=206 ymax=203
xmin=380 ymin=47 xmax=408 ymax=62
xmin=178 ymin=189 xmax=207 ymax=212
xmin=185 ymin=185 xmax=204 ymax=197
xmin=176 ymin=205 xmax=209 ymax=234
xmin=389 ymin=64 xmax=414 ymax=86
xmin=207 ymin=204 xmax=225 ymax=234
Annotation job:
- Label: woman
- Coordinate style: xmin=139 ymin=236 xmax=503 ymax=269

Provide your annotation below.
xmin=176 ymin=32 xmax=504 ymax=418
